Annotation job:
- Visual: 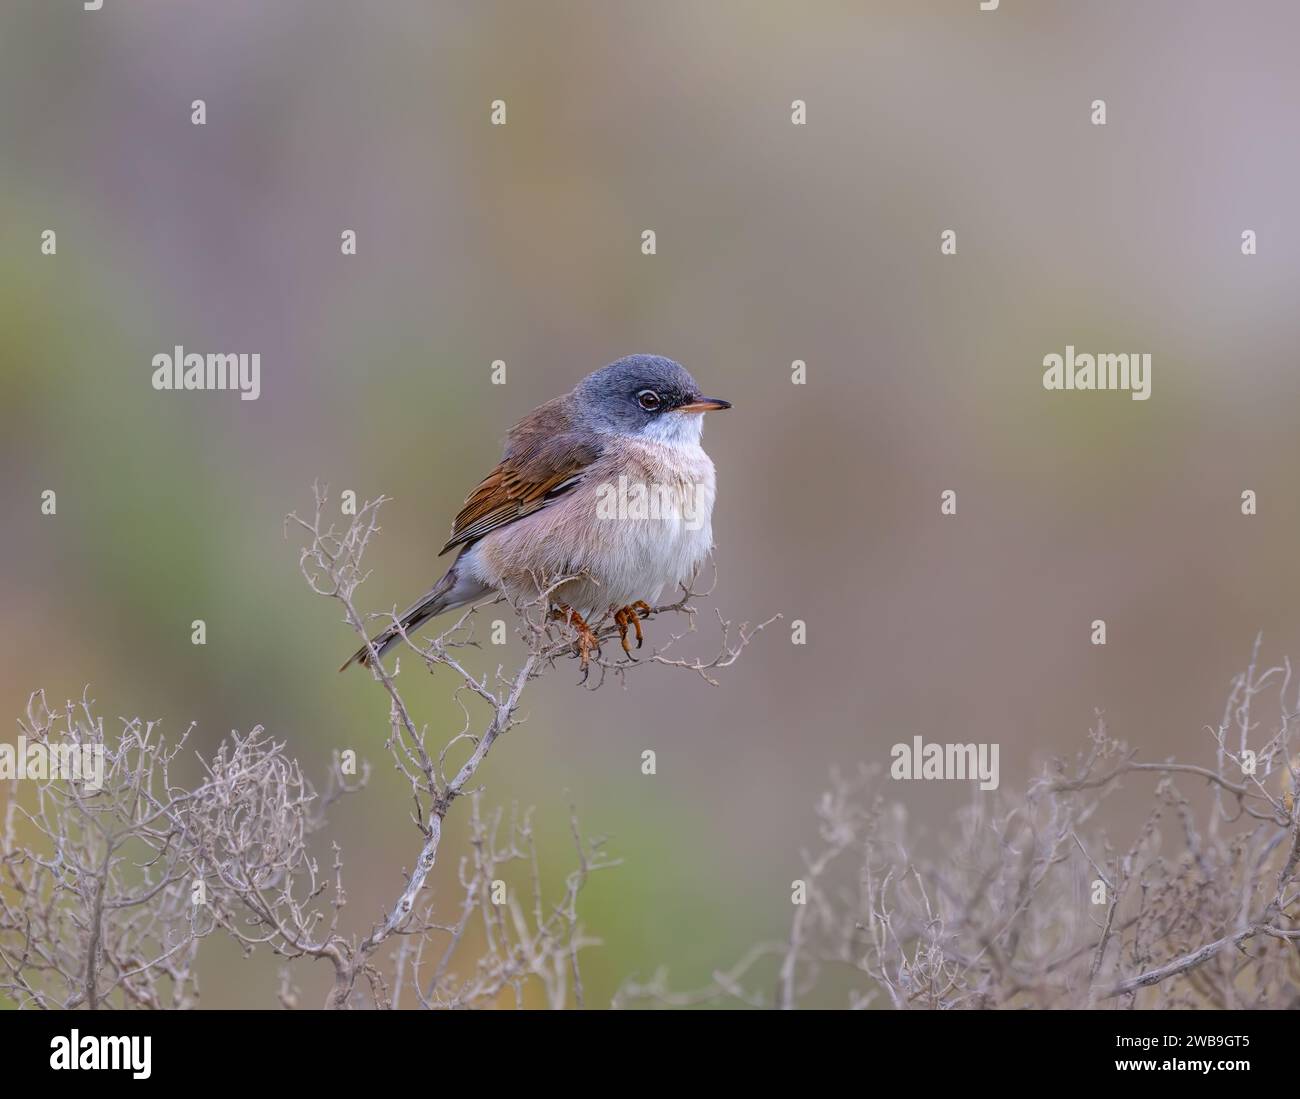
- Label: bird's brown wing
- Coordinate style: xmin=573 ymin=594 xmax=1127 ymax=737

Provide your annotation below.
xmin=439 ymin=399 xmax=603 ymax=556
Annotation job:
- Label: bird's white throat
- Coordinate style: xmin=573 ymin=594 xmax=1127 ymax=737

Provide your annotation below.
xmin=635 ymin=411 xmax=707 ymax=447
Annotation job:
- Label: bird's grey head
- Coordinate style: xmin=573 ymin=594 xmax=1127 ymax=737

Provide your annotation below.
xmin=572 ymin=355 xmax=731 ymax=444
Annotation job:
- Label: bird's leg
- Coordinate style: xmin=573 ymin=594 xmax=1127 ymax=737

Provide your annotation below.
xmin=613 ymin=607 xmax=634 ymax=657
xmin=552 ymin=604 xmax=600 ymax=676
xmin=612 ymin=600 xmax=651 ymax=655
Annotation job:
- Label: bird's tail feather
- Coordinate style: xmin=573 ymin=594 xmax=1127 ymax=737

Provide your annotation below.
xmin=339 ymin=570 xmax=457 ymax=672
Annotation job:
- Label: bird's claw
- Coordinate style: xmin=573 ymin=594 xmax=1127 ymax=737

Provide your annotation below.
xmin=552 ymin=605 xmax=601 ymax=681
xmin=613 ymin=601 xmax=651 ymax=659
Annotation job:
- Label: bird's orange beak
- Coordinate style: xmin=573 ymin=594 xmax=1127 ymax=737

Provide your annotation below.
xmin=676 ymin=397 xmax=732 ymax=413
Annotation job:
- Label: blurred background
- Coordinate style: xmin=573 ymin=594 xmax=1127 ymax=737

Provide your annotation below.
xmin=3 ymin=0 xmax=1300 ymax=1008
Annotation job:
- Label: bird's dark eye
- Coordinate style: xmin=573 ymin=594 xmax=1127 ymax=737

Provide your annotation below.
xmin=637 ymin=389 xmax=661 ymax=412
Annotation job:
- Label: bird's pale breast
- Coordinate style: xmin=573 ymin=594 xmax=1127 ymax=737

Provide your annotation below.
xmin=465 ymin=436 xmax=717 ymax=615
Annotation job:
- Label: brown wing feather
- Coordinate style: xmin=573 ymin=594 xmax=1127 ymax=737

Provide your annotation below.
xmin=439 ymin=397 xmax=602 ymax=555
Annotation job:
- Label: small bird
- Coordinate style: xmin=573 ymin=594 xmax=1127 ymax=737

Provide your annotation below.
xmin=341 ymin=355 xmax=730 ymax=673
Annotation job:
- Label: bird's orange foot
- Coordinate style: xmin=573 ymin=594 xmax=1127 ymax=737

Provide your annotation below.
xmin=552 ymin=605 xmax=601 ymax=679
xmin=613 ymin=600 xmax=652 ymax=657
